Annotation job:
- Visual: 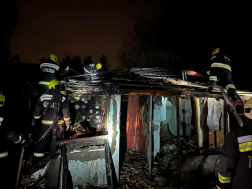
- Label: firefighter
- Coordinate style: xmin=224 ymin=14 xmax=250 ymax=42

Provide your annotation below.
xmin=209 ymin=48 xmax=238 ymax=102
xmin=32 ymin=79 xmax=70 ymax=163
xmin=0 ymin=92 xmax=25 ymax=184
xmin=216 ymin=97 xmax=252 ymax=189
xmin=39 ymin=54 xmax=60 ymax=97
xmin=83 ymin=63 xmax=102 ymax=80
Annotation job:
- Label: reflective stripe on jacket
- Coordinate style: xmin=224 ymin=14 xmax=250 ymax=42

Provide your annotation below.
xmin=211 ymin=63 xmax=232 ymax=72
xmin=40 ymin=63 xmax=59 ymax=71
xmin=33 ymin=89 xmax=70 ymax=124
xmin=0 ymin=151 xmax=8 ymax=158
xmin=216 ymin=125 xmax=252 ymax=189
xmin=39 ymin=62 xmax=60 ymax=85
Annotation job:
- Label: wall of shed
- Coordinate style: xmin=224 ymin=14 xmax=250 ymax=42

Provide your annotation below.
xmin=107 ymin=94 xmax=121 ymax=183
xmin=67 ymin=148 xmax=107 ymax=187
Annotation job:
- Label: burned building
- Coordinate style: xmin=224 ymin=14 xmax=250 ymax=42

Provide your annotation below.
xmin=19 ymin=68 xmax=252 ymax=189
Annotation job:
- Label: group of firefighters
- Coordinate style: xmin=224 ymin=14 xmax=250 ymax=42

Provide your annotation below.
xmin=0 ymin=54 xmax=103 ymax=186
xmin=0 ymin=50 xmax=252 ymax=188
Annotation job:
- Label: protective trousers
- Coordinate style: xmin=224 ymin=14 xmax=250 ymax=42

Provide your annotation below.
xmin=210 ymin=67 xmax=237 ymax=102
xmin=33 ymin=123 xmax=65 ymax=164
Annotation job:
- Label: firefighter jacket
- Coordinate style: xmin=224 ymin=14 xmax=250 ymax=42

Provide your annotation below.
xmin=33 ymin=89 xmax=70 ymax=127
xmin=39 ymin=62 xmax=60 ymax=87
xmin=0 ymin=108 xmax=22 ymax=158
xmin=84 ymin=64 xmax=98 ymax=80
xmin=209 ymin=53 xmax=237 ymax=101
xmin=216 ymin=123 xmax=252 ymax=189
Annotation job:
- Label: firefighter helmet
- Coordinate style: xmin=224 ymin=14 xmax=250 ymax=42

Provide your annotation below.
xmin=244 ymin=97 xmax=252 ymax=119
xmin=212 ymin=48 xmax=220 ymax=56
xmin=49 ymin=79 xmax=61 ymax=89
xmin=0 ymin=92 xmax=5 ymax=107
xmin=49 ymin=54 xmax=58 ymax=63
xmin=96 ymin=63 xmax=102 ymax=69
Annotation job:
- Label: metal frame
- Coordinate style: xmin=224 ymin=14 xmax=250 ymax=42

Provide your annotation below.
xmin=58 ymin=136 xmax=114 ymax=188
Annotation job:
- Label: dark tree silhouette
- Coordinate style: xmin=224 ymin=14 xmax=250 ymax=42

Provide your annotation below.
xmin=99 ymin=53 xmax=109 ymax=71
xmin=117 ymin=0 xmax=239 ymax=74
xmin=59 ymin=55 xmax=83 ymax=76
xmin=83 ymin=55 xmax=93 ymax=66
xmin=0 ymin=0 xmax=18 ymax=65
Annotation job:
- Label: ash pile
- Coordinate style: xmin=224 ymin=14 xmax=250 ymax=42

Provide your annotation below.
xmin=119 ymin=149 xmax=177 ymax=188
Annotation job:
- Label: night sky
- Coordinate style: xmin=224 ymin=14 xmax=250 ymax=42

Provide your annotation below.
xmin=8 ymin=0 xmax=252 ymax=91
xmin=9 ymin=0 xmax=150 ymax=70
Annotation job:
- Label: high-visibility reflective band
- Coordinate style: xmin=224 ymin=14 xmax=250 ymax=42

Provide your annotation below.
xmin=226 ymin=84 xmax=236 ymax=90
xmin=64 ymin=117 xmax=70 ymax=121
xmin=216 ymin=185 xmax=221 ymax=189
xmin=211 ymin=63 xmax=232 ymax=72
xmin=39 ymin=81 xmax=50 ymax=85
xmin=84 ymin=67 xmax=90 ymax=74
xmin=34 ymin=115 xmax=41 ymax=119
xmin=62 ymin=96 xmax=66 ymax=102
xmin=40 ymin=97 xmax=52 ymax=102
xmin=34 ymin=152 xmax=44 ymax=157
xmin=218 ymin=173 xmax=231 ymax=183
xmin=14 ymin=135 xmax=22 ymax=144
xmin=40 ymin=63 xmax=59 ymax=71
xmin=0 ymin=151 xmax=8 ymax=158
xmin=237 ymin=135 xmax=252 ymax=152
xmin=40 ymin=94 xmax=53 ymax=101
xmin=239 ymin=141 xmax=252 ymax=152
xmin=210 ymin=76 xmax=217 ymax=81
xmin=238 ymin=135 xmax=252 ymax=143
xmin=42 ymin=120 xmax=64 ymax=125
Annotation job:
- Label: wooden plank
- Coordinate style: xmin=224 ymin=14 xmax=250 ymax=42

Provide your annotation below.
xmin=216 ymin=131 xmax=220 ymax=148
xmin=216 ymin=131 xmax=224 ymax=148
xmin=203 ymin=99 xmax=209 ymax=147
xmin=195 ymin=98 xmax=203 ymax=147
xmin=209 ymin=131 xmax=215 ymax=148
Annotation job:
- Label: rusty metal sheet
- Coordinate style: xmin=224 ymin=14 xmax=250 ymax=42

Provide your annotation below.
xmin=126 ymin=95 xmax=148 ymax=155
xmin=139 ymin=96 xmax=148 ymax=155
xmin=107 ymin=94 xmax=121 ymax=183
xmin=126 ymin=95 xmax=140 ymax=150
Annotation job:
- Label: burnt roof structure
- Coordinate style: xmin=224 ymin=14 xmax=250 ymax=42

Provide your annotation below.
xmin=63 ymin=68 xmax=252 ymax=101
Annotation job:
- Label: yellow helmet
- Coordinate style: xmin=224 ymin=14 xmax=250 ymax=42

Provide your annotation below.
xmin=0 ymin=92 xmax=5 ymax=107
xmin=96 ymin=63 xmax=102 ymax=69
xmin=212 ymin=48 xmax=220 ymax=56
xmin=49 ymin=79 xmax=61 ymax=89
xmin=49 ymin=54 xmax=58 ymax=63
